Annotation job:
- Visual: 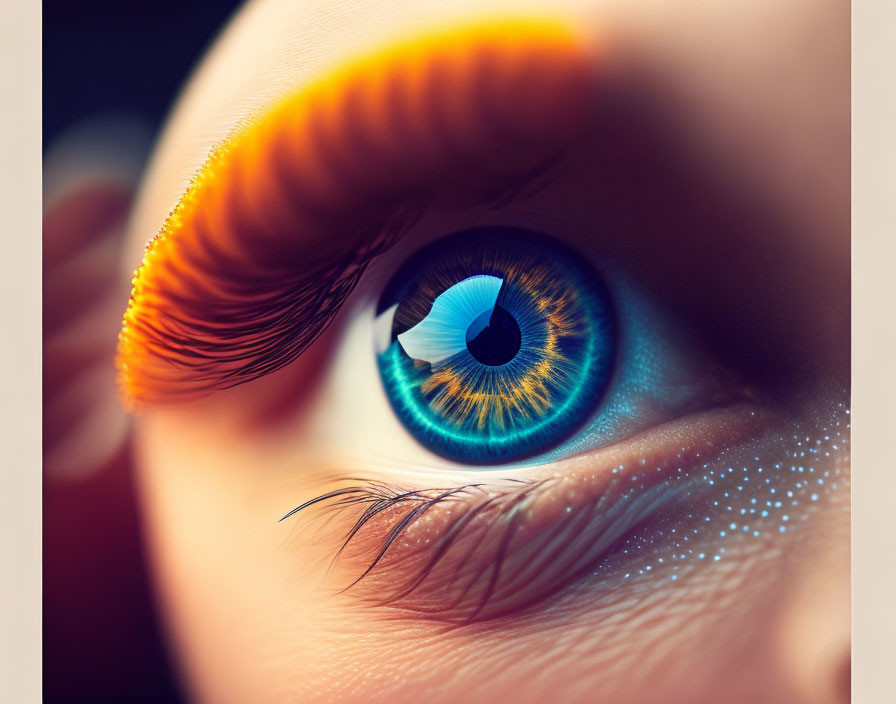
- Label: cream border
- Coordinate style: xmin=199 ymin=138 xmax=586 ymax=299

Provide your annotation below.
xmin=0 ymin=1 xmax=42 ymax=702
xmin=852 ymin=0 xmax=896 ymax=701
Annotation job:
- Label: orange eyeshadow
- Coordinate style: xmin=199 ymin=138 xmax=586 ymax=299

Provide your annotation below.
xmin=117 ymin=18 xmax=599 ymax=408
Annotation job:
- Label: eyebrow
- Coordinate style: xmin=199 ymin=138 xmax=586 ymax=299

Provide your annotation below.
xmin=116 ymin=18 xmax=599 ymax=408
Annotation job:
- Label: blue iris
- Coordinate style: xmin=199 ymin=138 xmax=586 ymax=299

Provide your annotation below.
xmin=375 ymin=227 xmax=616 ymax=465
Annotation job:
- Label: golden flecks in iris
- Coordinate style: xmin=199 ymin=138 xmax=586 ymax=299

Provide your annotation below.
xmin=418 ymin=259 xmax=588 ymax=432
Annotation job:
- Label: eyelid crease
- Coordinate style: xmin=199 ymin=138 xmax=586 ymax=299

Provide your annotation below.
xmin=116 ymin=17 xmax=599 ymax=409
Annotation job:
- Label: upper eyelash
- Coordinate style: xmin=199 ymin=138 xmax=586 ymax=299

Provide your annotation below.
xmin=280 ymin=474 xmax=688 ymax=623
xmin=115 ymin=20 xmax=595 ymax=408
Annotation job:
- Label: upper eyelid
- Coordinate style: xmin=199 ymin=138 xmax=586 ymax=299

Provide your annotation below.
xmin=116 ymin=18 xmax=597 ymax=409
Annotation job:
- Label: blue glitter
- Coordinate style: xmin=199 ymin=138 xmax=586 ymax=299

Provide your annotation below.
xmin=593 ymin=406 xmax=849 ymax=586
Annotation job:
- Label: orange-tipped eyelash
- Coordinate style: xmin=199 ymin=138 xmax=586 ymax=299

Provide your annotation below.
xmin=117 ymin=18 xmax=599 ymax=409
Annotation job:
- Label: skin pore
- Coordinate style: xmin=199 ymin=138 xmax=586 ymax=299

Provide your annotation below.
xmin=122 ymin=1 xmax=849 ymax=703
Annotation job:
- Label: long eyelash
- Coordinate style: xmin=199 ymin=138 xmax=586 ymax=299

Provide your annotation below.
xmin=281 ymin=473 xmax=696 ymax=623
xmin=283 ymin=482 xmax=499 ymax=562
xmin=279 ymin=477 xmax=569 ymax=621
xmin=194 ymin=204 xmax=416 ymax=386
xmin=116 ymin=21 xmax=594 ymax=407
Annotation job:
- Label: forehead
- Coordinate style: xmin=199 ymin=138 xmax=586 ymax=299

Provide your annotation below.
xmin=124 ymin=0 xmax=846 ymax=270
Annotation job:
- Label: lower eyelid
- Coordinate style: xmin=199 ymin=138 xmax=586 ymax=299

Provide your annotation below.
xmin=286 ymin=402 xmax=770 ymax=622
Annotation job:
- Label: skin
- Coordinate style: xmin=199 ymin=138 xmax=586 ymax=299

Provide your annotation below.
xmin=120 ymin=1 xmax=849 ymax=702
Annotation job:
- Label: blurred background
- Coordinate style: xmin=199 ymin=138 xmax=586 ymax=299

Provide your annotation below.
xmin=45 ymin=0 xmax=240 ymax=147
xmin=43 ymin=2 xmax=241 ymax=702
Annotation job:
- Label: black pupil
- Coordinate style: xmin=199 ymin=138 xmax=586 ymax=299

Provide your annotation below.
xmin=465 ymin=305 xmax=522 ymax=366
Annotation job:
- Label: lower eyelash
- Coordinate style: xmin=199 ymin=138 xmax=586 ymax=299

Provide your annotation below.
xmin=280 ymin=474 xmax=693 ymax=623
xmin=281 ymin=401 xmax=850 ymax=623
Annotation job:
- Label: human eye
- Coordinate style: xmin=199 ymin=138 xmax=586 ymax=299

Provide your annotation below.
xmin=271 ymin=206 xmax=792 ymax=620
xmin=119 ymin=8 xmax=849 ymax=700
xmin=267 ymin=177 xmax=849 ymax=622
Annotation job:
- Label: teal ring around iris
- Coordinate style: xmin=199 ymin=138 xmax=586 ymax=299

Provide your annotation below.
xmin=375 ymin=227 xmax=616 ymax=465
